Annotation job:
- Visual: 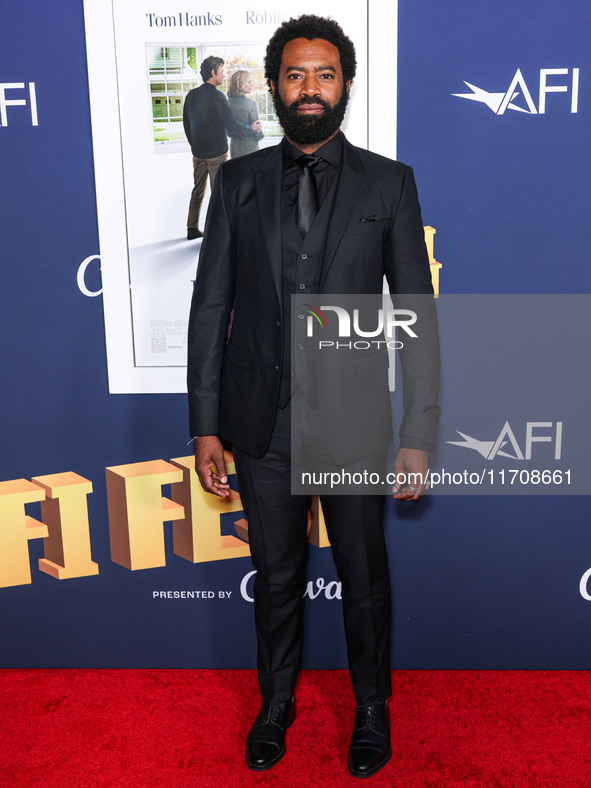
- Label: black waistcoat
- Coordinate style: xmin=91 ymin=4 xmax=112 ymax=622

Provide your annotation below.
xmin=278 ymin=173 xmax=339 ymax=407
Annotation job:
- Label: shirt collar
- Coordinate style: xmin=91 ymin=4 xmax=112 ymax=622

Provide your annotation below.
xmin=281 ymin=131 xmax=343 ymax=169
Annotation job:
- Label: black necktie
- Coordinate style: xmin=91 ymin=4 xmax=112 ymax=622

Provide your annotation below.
xmin=297 ymin=155 xmax=320 ymax=235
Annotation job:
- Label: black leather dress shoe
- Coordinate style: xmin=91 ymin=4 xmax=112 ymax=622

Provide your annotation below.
xmin=245 ymin=697 xmax=296 ymax=771
xmin=347 ymin=698 xmax=391 ymax=778
xmin=187 ymin=227 xmax=203 ymax=240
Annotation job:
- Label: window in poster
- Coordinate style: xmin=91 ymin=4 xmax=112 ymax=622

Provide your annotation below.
xmin=83 ymin=0 xmax=397 ymax=393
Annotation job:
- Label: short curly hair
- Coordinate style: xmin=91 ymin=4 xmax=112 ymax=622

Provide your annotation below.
xmin=200 ymin=56 xmax=224 ymax=83
xmin=264 ymin=14 xmax=356 ymax=92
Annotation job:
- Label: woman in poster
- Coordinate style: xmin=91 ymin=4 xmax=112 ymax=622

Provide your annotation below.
xmin=228 ymin=70 xmax=264 ymax=158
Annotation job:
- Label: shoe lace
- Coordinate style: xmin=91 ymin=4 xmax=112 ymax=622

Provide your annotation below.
xmin=355 ymin=699 xmax=386 ymax=731
xmin=261 ymin=702 xmax=287 ymax=725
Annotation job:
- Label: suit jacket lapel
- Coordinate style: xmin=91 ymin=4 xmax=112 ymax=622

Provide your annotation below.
xmin=254 ymin=144 xmax=283 ymax=310
xmin=320 ymin=136 xmax=367 ymax=289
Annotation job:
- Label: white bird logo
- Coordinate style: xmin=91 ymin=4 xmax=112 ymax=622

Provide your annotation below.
xmin=452 ymin=70 xmax=538 ymax=114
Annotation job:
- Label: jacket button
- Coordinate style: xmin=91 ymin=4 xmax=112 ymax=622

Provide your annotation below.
xmin=301 ymin=253 xmax=308 ymax=260
xmin=276 ymin=320 xmax=282 ymax=327
xmin=273 ymin=364 xmax=279 ymax=372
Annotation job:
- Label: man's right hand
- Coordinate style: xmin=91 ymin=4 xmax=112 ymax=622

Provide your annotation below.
xmin=194 ymin=436 xmax=230 ymax=498
xmin=251 ymin=120 xmax=262 ymax=132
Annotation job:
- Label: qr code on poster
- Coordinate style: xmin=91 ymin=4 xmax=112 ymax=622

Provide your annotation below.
xmin=151 ymin=337 xmax=167 ymax=353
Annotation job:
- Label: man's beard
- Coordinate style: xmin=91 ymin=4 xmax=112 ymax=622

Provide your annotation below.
xmin=273 ymin=89 xmax=349 ymax=145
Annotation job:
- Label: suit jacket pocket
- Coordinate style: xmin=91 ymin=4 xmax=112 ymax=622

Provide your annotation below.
xmin=345 ymin=218 xmax=386 ymax=236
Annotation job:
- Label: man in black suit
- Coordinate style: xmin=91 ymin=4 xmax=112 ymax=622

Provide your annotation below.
xmin=187 ymin=15 xmax=439 ymax=779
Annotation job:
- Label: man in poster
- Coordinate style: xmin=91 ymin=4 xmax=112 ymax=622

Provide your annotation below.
xmin=187 ymin=15 xmax=439 ymax=778
xmin=183 ymin=55 xmax=262 ymax=239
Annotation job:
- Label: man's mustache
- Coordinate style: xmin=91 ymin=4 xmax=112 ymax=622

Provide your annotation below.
xmin=289 ymin=95 xmax=331 ymax=110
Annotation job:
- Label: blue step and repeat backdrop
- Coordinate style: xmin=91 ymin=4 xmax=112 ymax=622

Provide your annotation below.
xmin=2 ymin=0 xmax=590 ymax=668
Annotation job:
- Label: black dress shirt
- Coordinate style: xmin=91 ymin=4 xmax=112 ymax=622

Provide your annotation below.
xmin=281 ymin=132 xmax=343 ymax=227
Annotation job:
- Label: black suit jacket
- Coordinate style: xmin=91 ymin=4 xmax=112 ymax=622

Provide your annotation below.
xmin=187 ymin=134 xmax=439 ymax=461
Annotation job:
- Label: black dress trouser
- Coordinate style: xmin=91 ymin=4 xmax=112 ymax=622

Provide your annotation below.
xmin=232 ymin=402 xmax=392 ymax=706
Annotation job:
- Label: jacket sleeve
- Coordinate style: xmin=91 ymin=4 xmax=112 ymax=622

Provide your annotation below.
xmin=384 ymin=165 xmax=441 ymax=451
xmin=183 ymin=94 xmax=192 ymax=147
xmin=248 ymin=100 xmax=264 ymax=141
xmin=187 ymin=164 xmax=235 ymax=436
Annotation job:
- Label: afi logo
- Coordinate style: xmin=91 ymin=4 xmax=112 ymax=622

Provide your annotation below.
xmin=304 ymin=305 xmax=418 ymax=339
xmin=452 ymin=68 xmax=579 ymax=114
xmin=447 ymin=421 xmax=563 ymax=460
xmin=0 ymin=82 xmax=39 ymax=126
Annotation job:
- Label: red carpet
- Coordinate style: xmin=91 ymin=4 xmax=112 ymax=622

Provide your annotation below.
xmin=1 ymin=670 xmax=590 ymax=787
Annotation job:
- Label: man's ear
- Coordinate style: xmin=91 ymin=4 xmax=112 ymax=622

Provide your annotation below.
xmin=269 ymin=79 xmax=276 ymax=94
xmin=345 ymin=79 xmax=351 ymax=93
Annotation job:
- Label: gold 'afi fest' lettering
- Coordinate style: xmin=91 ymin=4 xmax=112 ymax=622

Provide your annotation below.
xmin=0 ymin=454 xmax=332 ymax=587
xmin=0 ymin=478 xmax=48 ymax=587
xmin=424 ymin=226 xmax=442 ymax=296
xmin=0 ymin=473 xmax=97 ymax=588
xmin=33 ymin=472 xmax=99 ymax=580
xmin=307 ymin=496 xmax=330 ymax=549
xmin=106 ymin=459 xmax=185 ymax=570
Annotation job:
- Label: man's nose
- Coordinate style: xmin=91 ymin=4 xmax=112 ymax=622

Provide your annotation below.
xmin=300 ymin=75 xmax=319 ymax=97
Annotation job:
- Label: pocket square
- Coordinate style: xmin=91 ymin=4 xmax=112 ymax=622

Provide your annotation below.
xmin=360 ymin=214 xmax=378 ymax=223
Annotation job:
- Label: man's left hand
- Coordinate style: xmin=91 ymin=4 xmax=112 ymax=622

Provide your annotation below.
xmin=392 ymin=448 xmax=429 ymax=500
